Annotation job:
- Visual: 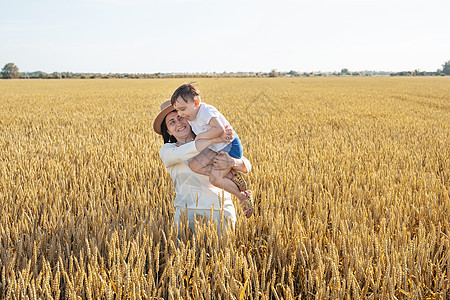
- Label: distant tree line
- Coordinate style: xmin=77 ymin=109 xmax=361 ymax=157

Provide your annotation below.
xmin=2 ymin=61 xmax=450 ymax=79
xmin=16 ymin=71 xmax=264 ymax=79
xmin=389 ymin=60 xmax=450 ymax=76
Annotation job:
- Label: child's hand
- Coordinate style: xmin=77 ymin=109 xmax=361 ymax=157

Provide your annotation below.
xmin=212 ymin=126 xmax=233 ymax=144
xmin=222 ymin=125 xmax=234 ymax=142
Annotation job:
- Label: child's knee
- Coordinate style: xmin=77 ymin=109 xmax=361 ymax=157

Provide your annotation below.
xmin=189 ymin=159 xmax=200 ymax=173
xmin=209 ymin=173 xmax=221 ymax=187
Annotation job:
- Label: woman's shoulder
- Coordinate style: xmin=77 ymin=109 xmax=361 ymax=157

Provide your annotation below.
xmin=160 ymin=142 xmax=176 ymax=149
xmin=159 ymin=141 xmax=198 ymax=159
xmin=159 ymin=142 xmax=176 ymax=154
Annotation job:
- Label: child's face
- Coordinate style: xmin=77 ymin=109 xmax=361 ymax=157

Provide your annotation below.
xmin=173 ymin=96 xmax=200 ymax=121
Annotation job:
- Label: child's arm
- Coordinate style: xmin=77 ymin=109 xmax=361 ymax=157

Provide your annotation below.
xmin=195 ymin=117 xmax=226 ymax=140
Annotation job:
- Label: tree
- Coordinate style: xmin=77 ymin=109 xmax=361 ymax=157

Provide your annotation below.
xmin=442 ymin=60 xmax=450 ymax=75
xmin=1 ymin=63 xmax=20 ymax=79
xmin=269 ymin=69 xmax=278 ymax=77
xmin=288 ymin=70 xmax=299 ymax=77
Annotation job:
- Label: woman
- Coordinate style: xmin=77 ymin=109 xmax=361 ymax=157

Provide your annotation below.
xmin=153 ymin=100 xmax=252 ymax=234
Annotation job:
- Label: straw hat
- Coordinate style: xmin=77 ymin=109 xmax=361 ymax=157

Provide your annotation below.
xmin=153 ymin=100 xmax=176 ymax=135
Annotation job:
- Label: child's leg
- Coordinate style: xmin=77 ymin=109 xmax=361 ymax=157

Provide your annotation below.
xmin=191 ymin=151 xmax=235 ymax=179
xmin=189 ymin=149 xmax=217 ymax=175
xmin=210 ymin=167 xmax=253 ymax=217
xmin=217 ymin=138 xmax=246 ymax=191
xmin=209 ymin=167 xmax=247 ymax=202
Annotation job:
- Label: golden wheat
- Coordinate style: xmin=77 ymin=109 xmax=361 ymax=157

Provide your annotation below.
xmin=0 ymin=77 xmax=449 ymax=299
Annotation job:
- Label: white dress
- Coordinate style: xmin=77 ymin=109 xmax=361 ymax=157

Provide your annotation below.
xmin=159 ymin=141 xmax=251 ymax=233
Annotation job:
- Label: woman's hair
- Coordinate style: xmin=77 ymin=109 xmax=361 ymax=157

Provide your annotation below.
xmin=161 ymin=112 xmax=178 ymax=144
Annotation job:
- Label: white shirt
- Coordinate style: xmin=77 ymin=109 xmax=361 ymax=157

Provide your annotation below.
xmin=188 ymin=103 xmax=239 ymax=153
xmin=159 ymin=142 xmax=251 ymax=210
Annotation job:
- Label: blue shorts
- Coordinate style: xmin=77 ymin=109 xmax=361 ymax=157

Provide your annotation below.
xmin=220 ymin=136 xmax=243 ymax=159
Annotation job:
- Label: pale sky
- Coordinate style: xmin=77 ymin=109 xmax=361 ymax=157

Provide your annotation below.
xmin=1 ymin=0 xmax=449 ymax=73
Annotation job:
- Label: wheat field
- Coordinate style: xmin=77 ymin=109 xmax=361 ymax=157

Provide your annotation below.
xmin=0 ymin=77 xmax=449 ymax=299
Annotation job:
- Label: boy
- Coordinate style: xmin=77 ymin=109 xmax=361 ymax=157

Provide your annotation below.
xmin=170 ymin=83 xmax=253 ymax=217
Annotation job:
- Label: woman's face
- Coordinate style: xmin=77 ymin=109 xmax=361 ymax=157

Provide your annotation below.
xmin=165 ymin=111 xmax=191 ymax=139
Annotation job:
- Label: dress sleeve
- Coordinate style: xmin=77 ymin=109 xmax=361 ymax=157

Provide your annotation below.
xmin=239 ymin=156 xmax=252 ymax=174
xmin=159 ymin=142 xmax=200 ymax=168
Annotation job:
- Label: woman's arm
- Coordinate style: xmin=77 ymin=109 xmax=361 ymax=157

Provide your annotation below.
xmin=213 ymin=151 xmax=251 ymax=174
xmin=159 ymin=142 xmax=199 ymax=167
xmin=160 ymin=129 xmax=232 ymax=168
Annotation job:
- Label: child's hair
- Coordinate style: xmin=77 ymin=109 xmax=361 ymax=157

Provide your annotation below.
xmin=170 ymin=82 xmax=200 ymax=105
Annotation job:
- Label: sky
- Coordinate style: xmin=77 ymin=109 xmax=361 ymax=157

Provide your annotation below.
xmin=1 ymin=0 xmax=449 ymax=73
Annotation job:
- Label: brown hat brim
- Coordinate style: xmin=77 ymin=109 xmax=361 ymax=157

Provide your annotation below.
xmin=153 ymin=104 xmax=176 ymax=135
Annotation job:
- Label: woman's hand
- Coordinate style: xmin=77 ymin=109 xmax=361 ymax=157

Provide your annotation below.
xmin=212 ymin=151 xmax=235 ymax=170
xmin=213 ymin=151 xmax=249 ymax=174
